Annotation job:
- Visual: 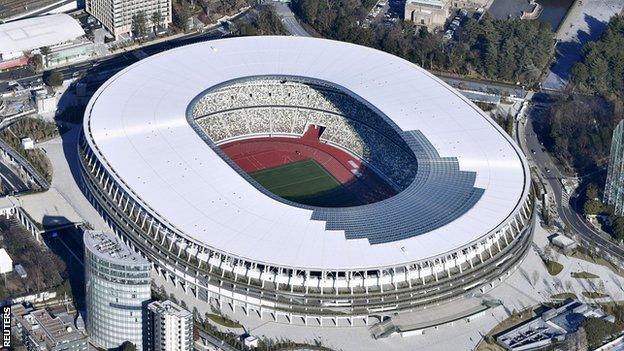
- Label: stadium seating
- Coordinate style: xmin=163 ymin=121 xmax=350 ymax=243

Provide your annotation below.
xmin=192 ymin=79 xmax=418 ymax=189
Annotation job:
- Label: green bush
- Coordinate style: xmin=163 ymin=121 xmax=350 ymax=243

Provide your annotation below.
xmin=44 ymin=70 xmax=63 ymax=87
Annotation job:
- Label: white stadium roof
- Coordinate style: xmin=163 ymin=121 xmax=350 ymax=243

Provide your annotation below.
xmin=0 ymin=14 xmax=84 ymax=56
xmin=85 ymin=36 xmax=529 ymax=270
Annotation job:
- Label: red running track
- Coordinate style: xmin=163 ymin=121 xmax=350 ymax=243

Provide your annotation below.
xmin=219 ymin=125 xmax=397 ymax=204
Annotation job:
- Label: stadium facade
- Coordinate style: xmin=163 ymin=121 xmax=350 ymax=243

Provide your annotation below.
xmin=79 ymin=37 xmax=534 ymax=326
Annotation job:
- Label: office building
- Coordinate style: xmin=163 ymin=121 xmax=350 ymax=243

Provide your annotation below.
xmin=84 ymin=230 xmax=151 ymax=350
xmin=404 ymin=0 xmax=489 ymax=31
xmin=404 ymin=0 xmax=450 ymax=30
xmin=147 ymin=300 xmax=193 ymax=351
xmin=11 ymin=304 xmax=88 ymax=351
xmin=86 ymin=0 xmax=172 ymax=38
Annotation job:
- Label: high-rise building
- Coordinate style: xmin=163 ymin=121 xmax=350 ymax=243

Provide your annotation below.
xmin=84 ymin=230 xmax=151 ymax=350
xmin=147 ymin=300 xmax=193 ymax=351
xmin=86 ymin=0 xmax=171 ymax=38
xmin=605 ymin=120 xmax=624 ymax=215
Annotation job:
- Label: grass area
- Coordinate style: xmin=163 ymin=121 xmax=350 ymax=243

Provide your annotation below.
xmin=582 ymin=291 xmax=609 ymax=299
xmin=545 ymin=261 xmax=564 ymax=276
xmin=250 ymin=159 xmax=360 ymax=207
xmin=572 ymin=249 xmax=624 ymax=278
xmin=551 ymin=292 xmax=577 ymax=300
xmin=572 ymin=271 xmax=600 ymax=279
xmin=205 ymin=313 xmax=243 ymax=328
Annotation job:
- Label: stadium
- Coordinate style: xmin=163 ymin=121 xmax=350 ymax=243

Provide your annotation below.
xmin=79 ymin=36 xmax=534 ymax=326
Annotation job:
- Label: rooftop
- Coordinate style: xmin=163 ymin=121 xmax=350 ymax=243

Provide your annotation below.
xmin=406 ymin=0 xmax=446 ymax=7
xmin=12 ymin=305 xmax=87 ymax=348
xmin=11 ymin=189 xmax=84 ymax=231
xmin=84 ymin=36 xmax=529 ymax=270
xmin=148 ymin=300 xmax=192 ymax=319
xmin=83 ymin=230 xmax=149 ymax=266
xmin=0 ymin=248 xmax=11 ymax=263
xmin=497 ymin=300 xmax=615 ymax=350
xmin=0 ymin=14 xmax=84 ymax=56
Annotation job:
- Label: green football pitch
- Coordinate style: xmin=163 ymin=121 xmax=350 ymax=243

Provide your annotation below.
xmin=249 ymin=159 xmax=361 ymax=207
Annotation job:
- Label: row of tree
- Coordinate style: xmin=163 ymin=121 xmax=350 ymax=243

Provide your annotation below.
xmin=290 ymin=0 xmax=555 ymax=85
xmin=571 ymin=15 xmax=624 ymax=97
xmin=131 ymin=10 xmax=166 ymax=38
xmin=540 ymin=15 xmax=624 ymax=241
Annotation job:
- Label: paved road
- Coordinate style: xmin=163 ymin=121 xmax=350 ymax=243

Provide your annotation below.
xmin=436 ymin=74 xmax=528 ymax=100
xmin=197 ymin=329 xmax=241 ymax=351
xmin=0 ymin=161 xmax=29 ymax=193
xmin=519 ymin=98 xmax=624 ymax=263
xmin=271 ymin=2 xmax=311 ymax=37
xmin=0 ymin=27 xmax=227 ymax=90
xmin=0 ymin=138 xmax=49 ymax=188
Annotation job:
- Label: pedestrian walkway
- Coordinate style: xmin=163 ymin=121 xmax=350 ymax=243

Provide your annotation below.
xmin=40 ymin=124 xmax=110 ymax=231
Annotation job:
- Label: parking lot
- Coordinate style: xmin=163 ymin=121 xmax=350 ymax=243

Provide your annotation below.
xmin=364 ymin=0 xmax=402 ymax=27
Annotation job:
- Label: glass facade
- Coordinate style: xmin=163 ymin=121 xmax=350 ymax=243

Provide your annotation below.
xmin=84 ymin=231 xmax=151 ymax=350
xmin=605 ymin=120 xmax=624 ymax=215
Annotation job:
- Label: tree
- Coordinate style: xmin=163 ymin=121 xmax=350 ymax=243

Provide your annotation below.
xmin=291 ymin=0 xmax=554 ymax=85
xmin=587 ymin=183 xmax=599 ymax=200
xmin=173 ymin=5 xmax=191 ymax=31
xmin=40 ymin=46 xmax=51 ymax=56
xmin=30 ymin=54 xmax=43 ymax=71
xmin=584 ymin=199 xmax=604 ymax=215
xmin=571 ymin=15 xmax=624 ymax=96
xmin=583 ymin=318 xmax=617 ymax=349
xmin=541 ymin=202 xmax=551 ymax=226
xmin=541 ymin=95 xmax=620 ymax=175
xmin=43 ymin=70 xmax=63 ymax=87
xmin=151 ymin=11 xmax=163 ymax=33
xmin=119 ymin=341 xmax=136 ymax=351
xmin=235 ymin=7 xmax=285 ymax=36
xmin=131 ymin=11 xmax=148 ymax=39
xmin=610 ymin=215 xmax=624 ymax=242
xmin=564 ymin=328 xmax=588 ymax=351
